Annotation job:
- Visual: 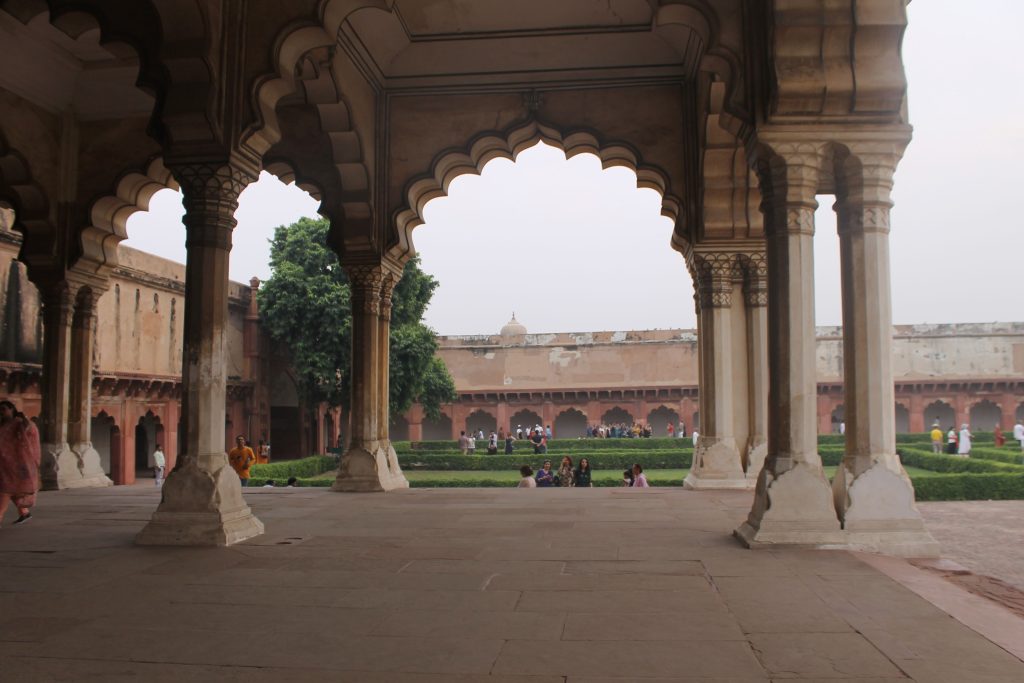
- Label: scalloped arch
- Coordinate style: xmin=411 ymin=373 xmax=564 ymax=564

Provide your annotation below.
xmin=0 ymin=130 xmax=50 ymax=237
xmin=390 ymin=120 xmax=683 ymax=264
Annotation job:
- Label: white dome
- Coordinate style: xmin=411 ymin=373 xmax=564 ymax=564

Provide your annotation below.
xmin=500 ymin=313 xmax=527 ymax=337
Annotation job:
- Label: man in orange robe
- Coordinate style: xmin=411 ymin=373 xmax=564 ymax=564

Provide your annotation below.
xmin=228 ymin=435 xmax=257 ymax=487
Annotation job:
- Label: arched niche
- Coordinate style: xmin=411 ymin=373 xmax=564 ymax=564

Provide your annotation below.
xmin=601 ymin=407 xmax=634 ymax=426
xmin=895 ymin=403 xmax=910 ymax=434
xmin=90 ymin=411 xmax=116 ymax=475
xmin=510 ymin=409 xmax=543 ymax=434
xmin=648 ymin=406 xmax=680 ymax=437
xmin=422 ymin=413 xmax=452 ymax=441
xmin=969 ymin=400 xmax=1002 ymax=431
xmin=925 ymin=400 xmax=955 ymax=430
xmin=466 ymin=409 xmax=497 ymax=436
xmin=554 ymin=408 xmax=587 ymax=439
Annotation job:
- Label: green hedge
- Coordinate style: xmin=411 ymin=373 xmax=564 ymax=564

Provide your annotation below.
xmin=250 ymin=456 xmax=335 ymax=480
xmin=898 ymin=447 xmax=1024 ymax=474
xmin=964 ymin=446 xmax=1024 ymax=465
xmin=911 ymin=473 xmax=1024 ymax=501
xmin=398 ymin=452 xmax=692 ymax=471
xmin=394 ymin=437 xmax=689 ymax=453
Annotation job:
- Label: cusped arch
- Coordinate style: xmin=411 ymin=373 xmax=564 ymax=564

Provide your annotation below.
xmin=0 ymin=131 xmax=49 ymax=238
xmin=391 ymin=119 xmax=683 ymax=264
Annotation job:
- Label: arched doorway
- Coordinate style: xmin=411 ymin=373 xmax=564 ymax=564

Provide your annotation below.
xmin=390 ymin=414 xmax=410 ymax=441
xmin=422 ymin=413 xmax=453 ymax=441
xmin=831 ymin=405 xmax=845 ymax=434
xmin=1017 ymin=402 xmax=1024 ymax=423
xmin=509 ymin=409 xmax=542 ymax=434
xmin=135 ymin=412 xmax=160 ymax=477
xmin=90 ymin=412 xmax=115 ymax=475
xmin=925 ymin=400 xmax=955 ymax=429
xmin=554 ymin=408 xmax=587 ymax=439
xmin=269 ymin=367 xmax=301 ymax=459
xmin=601 ymin=407 xmax=634 ymax=426
xmin=648 ymin=406 xmax=680 ymax=437
xmin=969 ymin=400 xmax=1002 ymax=430
xmin=692 ymin=411 xmax=700 ymax=432
xmin=466 ymin=409 xmax=497 ymax=436
xmin=895 ymin=403 xmax=910 ymax=434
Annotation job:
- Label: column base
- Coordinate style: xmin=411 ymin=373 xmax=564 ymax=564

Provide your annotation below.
xmin=745 ymin=438 xmax=767 ymax=481
xmin=40 ymin=442 xmax=113 ymax=490
xmin=832 ymin=458 xmax=940 ymax=558
xmin=735 ymin=462 xmax=843 ymax=548
xmin=135 ymin=457 xmax=263 ymax=546
xmin=333 ymin=441 xmax=409 ymax=492
xmin=684 ymin=438 xmax=750 ymax=490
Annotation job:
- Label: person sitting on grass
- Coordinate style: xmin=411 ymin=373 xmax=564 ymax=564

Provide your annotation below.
xmin=517 ymin=465 xmax=536 ymax=488
xmin=555 ymin=456 xmax=575 ymax=487
xmin=575 ymin=458 xmax=593 ymax=488
xmin=631 ymin=463 xmax=650 ymax=488
xmin=621 ymin=468 xmax=633 ymax=487
xmin=535 ymin=460 xmax=554 ymax=487
xmin=262 ymin=479 xmax=274 ymax=488
xmin=286 ymin=477 xmax=298 ymax=487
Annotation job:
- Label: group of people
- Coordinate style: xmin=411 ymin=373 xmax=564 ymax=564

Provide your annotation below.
xmin=516 ymin=456 xmax=650 ymax=488
xmin=929 ymin=419 xmax=1024 ymax=457
xmin=460 ymin=426 xmax=552 ymax=456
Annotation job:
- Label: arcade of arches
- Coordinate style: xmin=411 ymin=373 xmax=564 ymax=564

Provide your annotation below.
xmin=0 ymin=0 xmax=1008 ymax=556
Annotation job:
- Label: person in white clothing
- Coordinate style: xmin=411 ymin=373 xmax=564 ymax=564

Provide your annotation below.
xmin=517 ymin=465 xmax=536 ymax=488
xmin=1014 ymin=419 xmax=1024 ymax=453
xmin=152 ymin=444 xmax=166 ymax=486
xmin=692 ymin=430 xmax=699 ymax=448
xmin=957 ymin=424 xmax=972 ymax=457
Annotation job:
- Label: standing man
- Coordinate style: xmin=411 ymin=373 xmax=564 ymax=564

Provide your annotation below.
xmin=458 ymin=431 xmax=469 ymax=455
xmin=228 ymin=435 xmax=257 ymax=487
xmin=152 ymin=443 xmax=166 ymax=486
xmin=929 ymin=422 xmax=944 ymax=454
xmin=957 ymin=424 xmax=973 ymax=458
xmin=1013 ymin=417 xmax=1024 ymax=454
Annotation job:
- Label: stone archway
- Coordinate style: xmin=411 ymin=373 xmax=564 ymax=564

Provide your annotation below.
xmin=895 ymin=403 xmax=910 ymax=434
xmin=601 ymin=407 xmax=634 ymax=427
xmin=1017 ymin=402 xmax=1024 ymax=423
xmin=554 ymin=408 xmax=587 ymax=439
xmin=90 ymin=412 xmax=116 ymax=476
xmin=925 ymin=400 xmax=955 ymax=430
xmin=465 ymin=409 xmax=497 ymax=437
xmin=134 ymin=412 xmax=160 ymax=478
xmin=969 ymin=400 xmax=1002 ymax=431
xmin=510 ymin=409 xmax=543 ymax=434
xmin=422 ymin=413 xmax=452 ymax=441
xmin=648 ymin=406 xmax=680 ymax=437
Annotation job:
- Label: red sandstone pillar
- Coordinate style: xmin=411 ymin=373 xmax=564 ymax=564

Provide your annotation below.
xmin=999 ymin=394 xmax=1017 ymax=428
xmin=542 ymin=401 xmax=555 ymax=432
xmin=109 ymin=426 xmax=125 ymax=485
xmin=817 ymin=395 xmax=834 ymax=435
xmin=407 ymin=403 xmax=424 ymax=443
xmin=121 ymin=402 xmax=137 ymax=485
xmin=953 ymin=394 xmax=969 ymax=427
xmin=164 ymin=400 xmax=179 ymax=471
xmin=908 ymin=393 xmax=925 ymax=433
xmin=680 ymin=397 xmax=696 ymax=434
xmin=496 ymin=401 xmax=509 ymax=434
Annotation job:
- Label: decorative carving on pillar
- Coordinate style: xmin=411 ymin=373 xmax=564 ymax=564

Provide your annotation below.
xmin=347 ymin=264 xmax=385 ymax=315
xmin=690 ymin=252 xmax=737 ymax=309
xmin=739 ymin=253 xmax=768 ymax=308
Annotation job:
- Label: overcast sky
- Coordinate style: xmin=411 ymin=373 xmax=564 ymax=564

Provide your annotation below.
xmin=125 ymin=1 xmax=1024 ymax=336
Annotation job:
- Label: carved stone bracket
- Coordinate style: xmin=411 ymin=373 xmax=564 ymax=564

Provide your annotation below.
xmin=691 ymin=252 xmax=739 ymax=309
xmin=173 ymin=163 xmax=255 ymax=250
xmin=738 ymin=252 xmax=768 ymax=308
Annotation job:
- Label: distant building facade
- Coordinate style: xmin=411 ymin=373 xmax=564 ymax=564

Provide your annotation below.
xmin=393 ymin=317 xmax=1024 ymax=441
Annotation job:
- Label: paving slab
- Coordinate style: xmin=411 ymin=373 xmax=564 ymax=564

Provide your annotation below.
xmin=0 ymin=485 xmax=1022 ymax=680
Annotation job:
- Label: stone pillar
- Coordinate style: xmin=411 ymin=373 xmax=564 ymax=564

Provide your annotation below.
xmin=333 ymin=263 xmax=408 ymax=491
xmin=37 ymin=281 xmax=112 ymax=489
xmin=743 ymin=257 xmax=769 ymax=480
xmin=830 ymin=146 xmax=937 ymax=557
xmin=407 ymin=403 xmax=424 ymax=442
xmin=953 ymin=394 xmax=969 ymax=430
xmin=817 ymin=395 xmax=835 ymax=435
xmin=137 ymin=163 xmax=263 ymax=546
xmin=541 ymin=401 xmax=555 ymax=433
xmin=496 ymin=401 xmax=509 ymax=436
xmin=737 ymin=143 xmax=842 ymax=548
xmin=908 ymin=393 xmax=925 ymax=433
xmin=67 ymin=288 xmax=112 ymax=486
xmin=686 ymin=252 xmax=747 ymax=489
xmin=679 ymin=396 xmax=696 ymax=435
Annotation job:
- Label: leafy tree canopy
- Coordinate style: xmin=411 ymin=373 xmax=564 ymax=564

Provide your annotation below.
xmin=257 ymin=217 xmax=456 ymax=420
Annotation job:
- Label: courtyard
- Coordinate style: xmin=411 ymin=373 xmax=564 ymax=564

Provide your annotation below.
xmin=1 ymin=486 xmax=1023 ymax=681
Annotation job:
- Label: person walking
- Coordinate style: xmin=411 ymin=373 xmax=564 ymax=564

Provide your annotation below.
xmin=487 ymin=431 xmax=498 ymax=455
xmin=152 ymin=443 xmax=166 ymax=486
xmin=1014 ymin=418 xmax=1024 ymax=453
xmin=929 ymin=422 xmax=944 ymax=454
xmin=228 ymin=435 xmax=257 ymax=487
xmin=458 ymin=431 xmax=469 ymax=455
xmin=957 ymin=424 xmax=973 ymax=458
xmin=467 ymin=433 xmax=477 ymax=455
xmin=0 ymin=401 xmax=41 ymax=527
xmin=946 ymin=426 xmax=958 ymax=455
xmin=504 ymin=433 xmax=515 ymax=454
xmin=575 ymin=458 xmax=593 ymax=487
xmin=994 ymin=424 xmax=1006 ymax=447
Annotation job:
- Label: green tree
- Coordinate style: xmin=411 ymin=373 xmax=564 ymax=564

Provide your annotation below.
xmin=257 ymin=217 xmax=456 ymax=419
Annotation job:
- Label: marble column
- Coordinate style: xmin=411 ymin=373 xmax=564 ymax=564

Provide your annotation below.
xmin=333 ymin=263 xmax=408 ymax=491
xmin=136 ymin=163 xmax=264 ymax=546
xmin=743 ymin=256 xmax=769 ymax=480
xmin=831 ymin=146 xmax=938 ymax=557
xmin=737 ymin=143 xmax=842 ymax=548
xmin=685 ymin=252 xmax=747 ymax=489
xmin=67 ymin=287 xmax=112 ymax=486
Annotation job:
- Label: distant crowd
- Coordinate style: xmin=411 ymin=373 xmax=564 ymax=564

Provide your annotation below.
xmin=457 ymin=420 xmax=692 ymax=455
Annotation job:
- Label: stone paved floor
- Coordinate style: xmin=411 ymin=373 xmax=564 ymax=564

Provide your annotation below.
xmin=918 ymin=501 xmax=1024 ymax=591
xmin=1 ymin=486 xmax=1023 ymax=682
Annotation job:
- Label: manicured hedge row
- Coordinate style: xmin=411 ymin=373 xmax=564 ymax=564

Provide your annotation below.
xmin=398 ymin=452 xmax=693 ymax=471
xmin=911 ymin=473 xmax=1024 ymax=501
xmin=250 ymin=456 xmax=335 ymax=479
xmin=897 ymin=448 xmax=1024 ymax=474
xmin=406 ymin=476 xmax=685 ymax=488
xmin=964 ymin=446 xmax=1024 ymax=465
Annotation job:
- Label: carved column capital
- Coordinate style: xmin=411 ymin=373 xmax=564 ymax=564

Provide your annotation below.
xmin=172 ymin=163 xmax=256 ymax=250
xmin=691 ymin=252 xmax=738 ymax=309
xmin=41 ymin=281 xmax=77 ymax=328
xmin=836 ymin=143 xmax=902 ymax=237
xmin=738 ymin=252 xmax=768 ymax=308
xmin=756 ymin=141 xmax=824 ymax=237
xmin=345 ymin=264 xmax=385 ymax=316
xmin=379 ymin=271 xmax=397 ymax=320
